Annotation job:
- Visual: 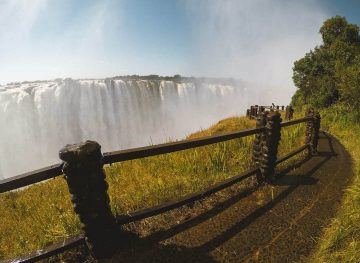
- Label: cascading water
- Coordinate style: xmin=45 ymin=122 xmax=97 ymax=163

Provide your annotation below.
xmin=0 ymin=78 xmax=262 ymax=179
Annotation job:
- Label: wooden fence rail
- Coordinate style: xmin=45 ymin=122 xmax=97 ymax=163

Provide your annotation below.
xmin=102 ymin=127 xmax=265 ymax=164
xmin=0 ymin=108 xmax=321 ymax=262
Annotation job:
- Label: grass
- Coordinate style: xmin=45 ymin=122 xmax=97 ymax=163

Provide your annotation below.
xmin=308 ymin=104 xmax=360 ymax=263
xmin=0 ymin=113 xmax=306 ymax=260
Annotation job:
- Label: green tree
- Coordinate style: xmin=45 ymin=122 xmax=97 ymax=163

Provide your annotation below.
xmin=337 ymin=55 xmax=360 ymax=108
xmin=292 ymin=16 xmax=360 ymax=109
xmin=320 ymin=16 xmax=360 ymax=46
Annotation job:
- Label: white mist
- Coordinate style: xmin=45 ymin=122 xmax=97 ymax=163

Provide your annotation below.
xmin=0 ymin=78 xmax=266 ymax=179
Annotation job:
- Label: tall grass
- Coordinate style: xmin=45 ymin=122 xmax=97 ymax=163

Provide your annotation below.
xmin=309 ymin=104 xmax=360 ymax=262
xmin=0 ymin=114 xmax=306 ymax=260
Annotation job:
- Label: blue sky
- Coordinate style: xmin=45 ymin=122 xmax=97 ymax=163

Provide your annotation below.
xmin=0 ymin=0 xmax=359 ymax=85
xmin=323 ymin=0 xmax=360 ymax=25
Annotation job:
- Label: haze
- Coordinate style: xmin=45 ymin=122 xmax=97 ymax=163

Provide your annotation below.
xmin=1 ymin=0 xmax=359 ymax=102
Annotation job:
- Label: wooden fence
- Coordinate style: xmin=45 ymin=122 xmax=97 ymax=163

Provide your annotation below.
xmin=0 ymin=108 xmax=321 ymax=262
xmin=246 ymin=105 xmax=294 ymax=120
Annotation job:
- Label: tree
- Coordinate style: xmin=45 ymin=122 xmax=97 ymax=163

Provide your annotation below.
xmin=337 ymin=55 xmax=360 ymax=109
xmin=320 ymin=16 xmax=360 ymax=46
xmin=291 ymin=16 xmax=360 ymax=109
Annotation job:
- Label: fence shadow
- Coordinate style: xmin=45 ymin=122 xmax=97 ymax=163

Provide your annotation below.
xmin=144 ymin=186 xmax=257 ymax=244
xmin=108 ymin=185 xmax=258 ymax=262
xmin=110 ymin=233 xmax=216 ymax=263
xmin=111 ymin=133 xmax=336 ymax=262
xmin=197 ymin=146 xmax=333 ymax=254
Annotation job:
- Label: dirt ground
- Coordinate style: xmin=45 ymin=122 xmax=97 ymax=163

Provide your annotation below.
xmin=98 ymin=132 xmax=352 ymax=263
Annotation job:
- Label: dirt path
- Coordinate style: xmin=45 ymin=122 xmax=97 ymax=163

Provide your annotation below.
xmin=109 ymin=132 xmax=353 ymax=263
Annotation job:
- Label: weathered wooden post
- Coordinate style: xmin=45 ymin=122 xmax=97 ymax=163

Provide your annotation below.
xmin=261 ymin=111 xmax=282 ymax=182
xmin=59 ymin=140 xmax=118 ymax=259
xmin=285 ymin=106 xmax=289 ymax=120
xmin=259 ymin=106 xmax=265 ymax=114
xmin=305 ymin=109 xmax=321 ymax=154
xmin=289 ymin=106 xmax=294 ymax=120
xmin=312 ymin=111 xmax=321 ymax=153
xmin=252 ymin=111 xmax=267 ymax=184
xmin=285 ymin=106 xmax=294 ymax=120
xmin=305 ymin=108 xmax=314 ymax=155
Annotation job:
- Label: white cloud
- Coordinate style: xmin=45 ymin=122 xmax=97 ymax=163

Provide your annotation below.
xmin=0 ymin=0 xmax=124 ymax=84
xmin=0 ymin=0 xmax=329 ymax=93
xmin=184 ymin=0 xmax=328 ymax=103
xmin=0 ymin=0 xmax=47 ymax=42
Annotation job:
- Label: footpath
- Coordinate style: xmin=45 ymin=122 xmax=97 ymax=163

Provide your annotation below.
xmin=109 ymin=132 xmax=352 ymax=263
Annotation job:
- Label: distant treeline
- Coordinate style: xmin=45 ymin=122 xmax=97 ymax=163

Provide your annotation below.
xmin=111 ymin=74 xmax=240 ymax=85
xmin=6 ymin=75 xmax=241 ymax=86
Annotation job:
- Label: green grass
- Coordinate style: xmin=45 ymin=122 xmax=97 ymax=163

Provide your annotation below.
xmin=308 ymin=104 xmax=360 ymax=263
xmin=0 ymin=114 xmax=306 ymax=260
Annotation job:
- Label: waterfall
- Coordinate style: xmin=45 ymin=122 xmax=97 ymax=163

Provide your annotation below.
xmin=0 ymin=78 xmax=259 ymax=179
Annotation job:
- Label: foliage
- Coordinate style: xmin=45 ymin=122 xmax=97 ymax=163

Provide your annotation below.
xmin=292 ymin=16 xmax=360 ymax=109
xmin=337 ymin=56 xmax=360 ymax=109
xmin=320 ymin=17 xmax=360 ymax=47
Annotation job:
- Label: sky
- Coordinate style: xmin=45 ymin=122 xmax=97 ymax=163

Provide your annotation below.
xmin=0 ymin=0 xmax=359 ymax=88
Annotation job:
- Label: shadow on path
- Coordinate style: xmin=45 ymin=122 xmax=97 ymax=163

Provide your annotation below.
xmin=109 ymin=132 xmax=352 ymax=263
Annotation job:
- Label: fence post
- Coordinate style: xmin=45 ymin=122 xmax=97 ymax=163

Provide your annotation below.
xmin=285 ymin=106 xmax=290 ymax=120
xmin=312 ymin=112 xmax=321 ymax=153
xmin=252 ymin=111 xmax=267 ymax=184
xmin=289 ymin=106 xmax=294 ymax=120
xmin=59 ymin=140 xmax=118 ymax=259
xmin=261 ymin=111 xmax=282 ymax=182
xmin=306 ymin=109 xmax=321 ymax=154
xmin=305 ymin=108 xmax=314 ymax=155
